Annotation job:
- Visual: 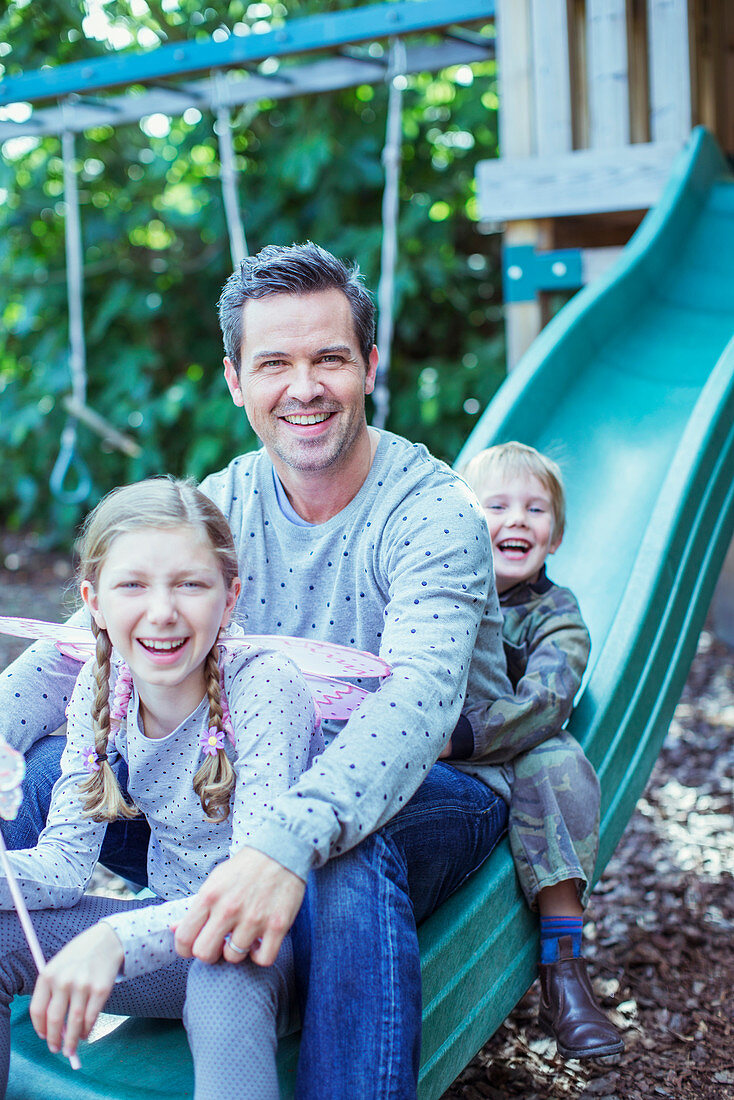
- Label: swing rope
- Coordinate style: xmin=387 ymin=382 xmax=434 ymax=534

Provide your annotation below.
xmin=372 ymin=37 xmax=406 ymax=431
xmin=50 ymin=125 xmax=92 ymax=505
xmin=213 ymin=71 xmax=249 ymax=266
xmin=50 ymin=111 xmax=141 ymax=505
xmin=49 ymin=81 xmax=244 ymax=508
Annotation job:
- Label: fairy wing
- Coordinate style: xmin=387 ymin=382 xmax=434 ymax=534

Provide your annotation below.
xmin=219 ymin=633 xmax=390 ymax=680
xmin=0 ymin=617 xmax=390 ymax=720
xmin=0 ymin=617 xmax=390 ymax=678
xmin=0 ymin=615 xmax=94 ymax=658
xmin=0 ymin=739 xmax=80 ymax=1066
xmin=305 ymin=674 xmax=371 ymax=721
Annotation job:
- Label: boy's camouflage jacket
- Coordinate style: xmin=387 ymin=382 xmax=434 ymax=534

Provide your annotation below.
xmin=460 ymin=568 xmax=591 ymax=766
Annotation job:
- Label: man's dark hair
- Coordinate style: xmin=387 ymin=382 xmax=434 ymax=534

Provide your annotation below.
xmin=218 ymin=242 xmax=376 ymax=374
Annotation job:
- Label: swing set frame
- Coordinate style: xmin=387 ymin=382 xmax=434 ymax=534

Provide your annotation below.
xmin=1 ymin=0 xmax=496 ymax=498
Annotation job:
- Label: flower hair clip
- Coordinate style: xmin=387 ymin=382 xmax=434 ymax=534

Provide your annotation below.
xmin=200 ymin=727 xmax=225 ymax=757
xmin=82 ymin=746 xmax=108 ymax=773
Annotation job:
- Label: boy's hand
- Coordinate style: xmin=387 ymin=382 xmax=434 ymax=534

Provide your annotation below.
xmin=174 ymin=846 xmax=305 ymax=968
xmin=438 ymin=738 xmax=453 ymax=759
xmin=30 ymin=923 xmax=123 ymax=1059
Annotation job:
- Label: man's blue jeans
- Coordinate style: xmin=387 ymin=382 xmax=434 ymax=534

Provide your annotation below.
xmin=5 ymin=740 xmax=507 ymax=1098
xmin=291 ymin=762 xmax=508 ymax=1099
xmin=1 ymin=734 xmax=150 ymax=884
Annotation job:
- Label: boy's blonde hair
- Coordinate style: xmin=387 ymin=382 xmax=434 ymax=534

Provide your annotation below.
xmin=461 ymin=441 xmax=566 ymax=541
xmin=76 ymin=477 xmax=239 ymax=824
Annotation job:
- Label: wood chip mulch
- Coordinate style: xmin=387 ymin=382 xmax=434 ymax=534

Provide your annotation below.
xmin=442 ymin=628 xmax=734 ymax=1100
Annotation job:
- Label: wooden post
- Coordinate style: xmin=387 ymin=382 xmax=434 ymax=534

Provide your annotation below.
xmin=530 ymin=0 xmax=573 ymax=156
xmin=647 ymin=0 xmax=691 ymax=142
xmin=586 ymin=0 xmax=630 ymax=148
xmin=496 ymin=0 xmax=545 ymax=369
xmin=723 ymin=1 xmax=734 ymax=154
xmin=503 ymin=219 xmax=554 ymax=367
xmin=627 ymin=0 xmax=651 ymax=143
xmin=496 ymin=0 xmax=534 ymax=159
xmin=689 ymin=0 xmax=734 ymax=155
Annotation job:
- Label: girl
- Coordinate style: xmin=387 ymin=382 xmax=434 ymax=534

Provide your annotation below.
xmin=0 ymin=478 xmax=317 ymax=1099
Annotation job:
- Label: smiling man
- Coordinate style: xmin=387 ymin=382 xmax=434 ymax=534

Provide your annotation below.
xmin=1 ymin=243 xmax=515 ymax=1098
xmin=222 ymin=284 xmax=379 ymax=520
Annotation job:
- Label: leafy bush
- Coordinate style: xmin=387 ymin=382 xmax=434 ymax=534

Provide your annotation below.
xmin=0 ymin=1 xmax=505 ymax=545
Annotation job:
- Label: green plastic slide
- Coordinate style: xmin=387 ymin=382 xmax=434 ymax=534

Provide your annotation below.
xmin=8 ymin=127 xmax=734 ymax=1099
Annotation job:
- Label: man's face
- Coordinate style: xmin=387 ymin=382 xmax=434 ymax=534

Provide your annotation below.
xmin=224 ymin=289 xmax=377 ymax=476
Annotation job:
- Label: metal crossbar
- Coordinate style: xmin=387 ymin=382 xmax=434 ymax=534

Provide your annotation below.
xmin=0 ymin=40 xmax=494 ymax=139
xmin=0 ymin=1 xmax=494 ymax=139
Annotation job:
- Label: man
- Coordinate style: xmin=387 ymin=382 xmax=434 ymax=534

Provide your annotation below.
xmin=1 ymin=243 xmax=513 ymax=1097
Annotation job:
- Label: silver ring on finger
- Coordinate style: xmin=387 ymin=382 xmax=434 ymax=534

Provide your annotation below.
xmin=225 ymin=934 xmax=249 ymax=956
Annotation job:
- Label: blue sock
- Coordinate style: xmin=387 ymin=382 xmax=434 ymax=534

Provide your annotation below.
xmin=540 ymin=916 xmax=583 ymax=964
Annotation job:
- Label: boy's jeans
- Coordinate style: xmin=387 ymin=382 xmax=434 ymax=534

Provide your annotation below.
xmin=4 ymin=740 xmax=508 ymax=1098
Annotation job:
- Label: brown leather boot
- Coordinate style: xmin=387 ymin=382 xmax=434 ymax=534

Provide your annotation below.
xmin=538 ymin=935 xmax=625 ymax=1060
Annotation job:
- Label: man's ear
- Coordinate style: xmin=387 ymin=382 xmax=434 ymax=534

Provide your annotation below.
xmin=223 ymin=358 xmax=245 ymax=408
xmin=365 ymin=345 xmax=378 ymax=396
xmin=220 ymin=578 xmax=242 ymax=631
xmin=80 ymin=580 xmax=106 ymax=630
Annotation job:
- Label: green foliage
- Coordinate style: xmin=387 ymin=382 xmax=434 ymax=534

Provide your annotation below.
xmin=0 ymin=0 xmax=505 ymax=545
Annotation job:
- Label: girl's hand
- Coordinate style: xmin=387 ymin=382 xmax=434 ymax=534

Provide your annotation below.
xmin=30 ymin=922 xmax=124 ymax=1059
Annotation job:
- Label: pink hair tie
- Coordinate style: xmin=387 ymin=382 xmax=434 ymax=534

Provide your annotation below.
xmin=82 ymin=746 xmax=107 ymax=773
xmin=220 ymin=689 xmax=235 ymax=744
xmin=110 ymin=664 xmax=133 ymax=731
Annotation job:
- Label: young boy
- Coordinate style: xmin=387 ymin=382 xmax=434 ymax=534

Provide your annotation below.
xmin=455 ymin=441 xmax=623 ymax=1060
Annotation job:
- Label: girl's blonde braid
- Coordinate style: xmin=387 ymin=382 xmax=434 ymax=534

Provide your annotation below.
xmin=78 ymin=626 xmax=140 ymax=822
xmin=193 ymin=645 xmax=236 ymax=822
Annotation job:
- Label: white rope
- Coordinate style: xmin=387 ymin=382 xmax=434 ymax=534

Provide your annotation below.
xmin=61 ymin=127 xmax=87 ymax=411
xmin=50 ymin=115 xmax=141 ymax=501
xmin=50 ymin=121 xmax=92 ymax=504
xmin=372 ymin=37 xmax=406 ymax=431
xmin=213 ymin=71 xmax=248 ymax=266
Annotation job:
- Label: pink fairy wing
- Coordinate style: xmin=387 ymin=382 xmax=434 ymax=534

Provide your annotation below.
xmin=304 ymin=674 xmax=371 ymax=721
xmin=0 ymin=788 xmax=22 ymax=821
xmin=0 ymin=619 xmax=390 ymax=715
xmin=0 ymin=741 xmax=24 ymax=794
xmin=55 ymin=640 xmax=95 ymax=660
xmin=0 ymin=615 xmax=96 ymax=662
xmin=220 ymin=634 xmax=390 ymax=680
xmin=0 ymin=615 xmax=92 ymax=643
xmin=0 ymin=618 xmax=390 ymax=679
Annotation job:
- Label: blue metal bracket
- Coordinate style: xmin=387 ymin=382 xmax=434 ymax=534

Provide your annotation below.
xmin=502 ymin=244 xmax=583 ymax=303
xmin=0 ymin=0 xmax=495 ymax=106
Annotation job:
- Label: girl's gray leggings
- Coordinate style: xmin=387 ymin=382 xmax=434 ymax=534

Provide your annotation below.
xmin=0 ymin=894 xmax=295 ymax=1100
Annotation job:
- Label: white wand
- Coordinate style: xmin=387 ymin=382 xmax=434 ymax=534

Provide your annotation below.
xmin=0 ymin=741 xmax=80 ymax=1071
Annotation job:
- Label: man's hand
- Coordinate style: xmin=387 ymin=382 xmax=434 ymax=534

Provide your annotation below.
xmin=174 ymin=846 xmax=305 ymax=967
xmin=30 ymin=922 xmax=123 ymax=1060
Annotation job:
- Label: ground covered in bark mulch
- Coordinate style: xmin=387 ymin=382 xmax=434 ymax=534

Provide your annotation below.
xmin=1 ymin=535 xmax=732 ymax=1099
xmin=441 ymin=631 xmax=733 ymax=1099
